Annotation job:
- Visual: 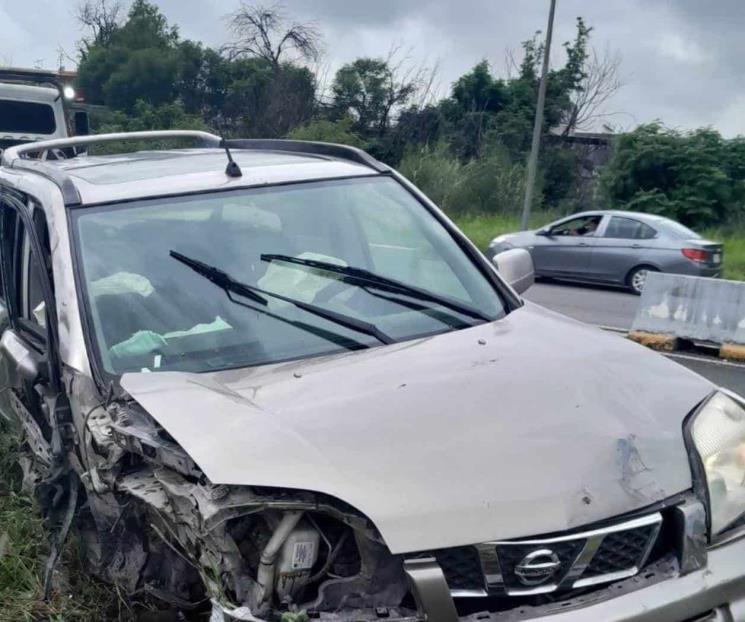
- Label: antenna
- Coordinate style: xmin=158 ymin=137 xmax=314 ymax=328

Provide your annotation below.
xmin=220 ymin=138 xmax=243 ymax=178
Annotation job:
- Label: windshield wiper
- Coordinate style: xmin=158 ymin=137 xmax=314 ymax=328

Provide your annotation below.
xmin=170 ymin=251 xmax=394 ymax=345
xmin=171 ymin=251 xmax=268 ymax=306
xmin=261 ymin=254 xmax=491 ymax=322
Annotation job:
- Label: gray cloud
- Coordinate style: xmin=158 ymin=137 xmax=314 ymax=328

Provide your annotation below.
xmin=4 ymin=0 xmax=745 ymax=136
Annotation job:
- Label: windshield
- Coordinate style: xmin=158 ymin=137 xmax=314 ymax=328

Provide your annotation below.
xmin=0 ymin=99 xmax=56 ymax=135
xmin=73 ymin=177 xmax=505 ymax=374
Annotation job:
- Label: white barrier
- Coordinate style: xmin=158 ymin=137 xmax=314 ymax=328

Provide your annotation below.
xmin=629 ymin=272 xmax=745 ymax=359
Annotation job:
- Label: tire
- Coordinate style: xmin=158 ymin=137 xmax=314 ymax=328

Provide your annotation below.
xmin=627 ymin=265 xmax=657 ymax=295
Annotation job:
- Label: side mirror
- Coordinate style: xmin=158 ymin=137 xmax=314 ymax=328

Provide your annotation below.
xmin=492 ymin=248 xmax=535 ymax=294
xmin=74 ymin=111 xmax=90 ymax=136
xmin=0 ymin=329 xmax=45 ymax=382
xmin=535 ymin=227 xmax=550 ymax=236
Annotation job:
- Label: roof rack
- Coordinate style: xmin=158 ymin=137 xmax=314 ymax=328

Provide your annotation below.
xmin=0 ymin=67 xmax=71 ymax=95
xmin=1 ymin=131 xmax=223 ymax=206
xmin=226 ymin=139 xmax=389 ymax=173
xmin=1 ymin=130 xmax=222 ymax=165
xmin=1 ymin=132 xmax=386 ymax=206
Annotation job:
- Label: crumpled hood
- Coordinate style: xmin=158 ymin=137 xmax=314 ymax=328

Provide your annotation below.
xmin=121 ymin=303 xmax=713 ymax=553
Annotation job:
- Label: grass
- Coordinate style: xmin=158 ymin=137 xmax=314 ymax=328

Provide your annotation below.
xmin=0 ymin=422 xmax=131 ymax=622
xmin=452 ymin=211 xmax=745 ymax=282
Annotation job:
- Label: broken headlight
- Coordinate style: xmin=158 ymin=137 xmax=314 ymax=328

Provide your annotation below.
xmin=690 ymin=390 xmax=745 ymax=535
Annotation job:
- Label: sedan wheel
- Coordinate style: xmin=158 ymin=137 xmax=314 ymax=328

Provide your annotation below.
xmin=628 ymin=266 xmax=656 ymax=295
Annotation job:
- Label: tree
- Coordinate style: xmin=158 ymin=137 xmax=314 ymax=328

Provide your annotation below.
xmin=76 ymin=0 xmax=182 ymax=110
xmin=76 ymin=0 xmax=124 ymax=56
xmin=601 ymin=124 xmax=745 ymax=227
xmin=331 ymin=57 xmax=419 ymax=136
xmin=223 ymin=2 xmax=321 ymax=68
xmin=451 ymin=61 xmax=506 ymax=114
xmin=562 ymin=46 xmax=623 ymax=135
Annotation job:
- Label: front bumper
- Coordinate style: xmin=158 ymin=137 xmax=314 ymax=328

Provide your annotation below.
xmin=405 ymin=532 xmax=745 ymax=622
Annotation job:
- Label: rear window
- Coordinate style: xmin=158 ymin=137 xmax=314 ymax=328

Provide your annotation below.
xmin=0 ymin=99 xmax=56 ymax=135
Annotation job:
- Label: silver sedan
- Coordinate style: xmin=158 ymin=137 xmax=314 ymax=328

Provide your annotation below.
xmin=487 ymin=210 xmax=723 ymax=294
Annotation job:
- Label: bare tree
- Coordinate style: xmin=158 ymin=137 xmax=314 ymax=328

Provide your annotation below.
xmin=223 ymin=2 xmax=322 ymax=67
xmin=76 ymin=0 xmax=124 ymax=56
xmin=562 ymin=46 xmax=624 ymax=134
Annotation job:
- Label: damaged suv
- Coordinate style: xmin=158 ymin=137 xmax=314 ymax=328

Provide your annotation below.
xmin=1 ymin=130 xmax=744 ymax=622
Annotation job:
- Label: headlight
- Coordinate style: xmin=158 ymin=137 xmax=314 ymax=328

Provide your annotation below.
xmin=489 ymin=236 xmax=514 ymax=252
xmin=690 ymin=391 xmax=745 ymax=535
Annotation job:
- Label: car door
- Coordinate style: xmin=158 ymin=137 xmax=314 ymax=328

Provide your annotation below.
xmin=589 ymin=216 xmax=658 ymax=283
xmin=0 ymin=189 xmax=65 ymax=476
xmin=530 ymin=215 xmax=601 ymax=278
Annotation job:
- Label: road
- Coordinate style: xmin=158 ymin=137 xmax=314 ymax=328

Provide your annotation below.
xmin=524 ymin=280 xmax=745 ymax=395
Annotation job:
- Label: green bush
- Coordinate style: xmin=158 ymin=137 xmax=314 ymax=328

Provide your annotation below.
xmin=399 ymin=143 xmax=531 ymax=216
xmin=602 ymin=124 xmax=745 ymax=229
xmin=287 ymin=117 xmax=362 ymax=147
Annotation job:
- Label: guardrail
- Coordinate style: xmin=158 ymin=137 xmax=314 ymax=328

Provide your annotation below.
xmin=629 ymin=272 xmax=745 ymax=361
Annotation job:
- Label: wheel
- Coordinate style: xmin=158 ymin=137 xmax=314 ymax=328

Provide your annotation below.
xmin=627 ymin=266 xmax=657 ymax=295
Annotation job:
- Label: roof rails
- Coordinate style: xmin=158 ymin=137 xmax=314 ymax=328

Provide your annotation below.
xmin=1 ymin=131 xmax=386 ymax=207
xmin=227 ymin=139 xmax=389 ymax=173
xmin=1 ymin=131 xmax=223 ymax=206
xmin=1 ymin=130 xmax=222 ymax=165
xmin=0 ymin=67 xmax=71 ymax=94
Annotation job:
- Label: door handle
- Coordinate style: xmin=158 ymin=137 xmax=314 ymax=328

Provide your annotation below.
xmin=631 ymin=243 xmax=642 ymax=249
xmin=578 ymin=242 xmax=589 ymax=247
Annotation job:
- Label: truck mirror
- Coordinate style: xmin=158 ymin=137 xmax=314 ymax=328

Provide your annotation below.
xmin=74 ymin=111 xmax=90 ymax=137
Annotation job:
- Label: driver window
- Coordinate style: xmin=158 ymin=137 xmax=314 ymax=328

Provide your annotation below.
xmin=551 ymin=215 xmax=602 ymax=237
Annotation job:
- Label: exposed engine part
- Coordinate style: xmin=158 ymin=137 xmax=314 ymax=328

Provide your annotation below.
xmin=252 ymin=510 xmax=304 ymax=609
xmin=14 ymin=372 xmax=414 ymax=619
xmin=274 ymin=517 xmax=321 ymax=602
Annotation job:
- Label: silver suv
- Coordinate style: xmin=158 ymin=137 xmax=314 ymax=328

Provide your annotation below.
xmin=0 ymin=131 xmax=744 ymax=622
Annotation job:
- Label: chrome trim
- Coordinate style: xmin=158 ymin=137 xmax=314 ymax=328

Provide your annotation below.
xmin=492 ymin=512 xmax=663 ymax=546
xmin=403 ymin=558 xmax=459 ymax=622
xmin=560 ymin=533 xmax=604 ymax=586
xmin=475 ymin=541 xmax=502 ymax=586
xmin=427 ymin=512 xmax=665 ymax=599
xmin=489 ymin=512 xmax=662 ymax=596
xmin=449 ymin=588 xmax=488 ymax=598
xmin=513 ymin=548 xmax=562 ymax=586
xmin=573 ymin=566 xmax=642 ymax=588
xmin=505 ymin=583 xmax=560 ymax=596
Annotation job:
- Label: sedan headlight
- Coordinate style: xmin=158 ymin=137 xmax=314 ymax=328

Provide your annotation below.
xmin=690 ymin=391 xmax=745 ymax=535
xmin=488 ymin=235 xmax=513 ymax=251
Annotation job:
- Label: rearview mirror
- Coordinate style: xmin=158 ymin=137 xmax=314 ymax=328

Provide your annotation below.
xmin=0 ymin=329 xmax=45 ymax=382
xmin=492 ymin=248 xmax=535 ymax=294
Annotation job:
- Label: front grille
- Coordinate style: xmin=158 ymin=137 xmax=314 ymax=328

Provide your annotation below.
xmin=496 ymin=539 xmax=585 ymax=591
xmin=413 ymin=511 xmax=664 ymax=598
xmin=582 ymin=523 xmax=657 ymax=578
xmin=429 ymin=547 xmax=484 ymax=592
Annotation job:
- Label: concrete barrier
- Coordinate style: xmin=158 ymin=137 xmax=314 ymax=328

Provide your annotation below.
xmin=629 ymin=272 xmax=745 ymax=361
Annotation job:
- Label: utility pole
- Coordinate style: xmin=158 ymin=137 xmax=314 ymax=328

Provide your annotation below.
xmin=520 ymin=0 xmax=557 ymax=231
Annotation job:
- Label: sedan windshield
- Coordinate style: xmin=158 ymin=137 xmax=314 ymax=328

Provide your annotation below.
xmin=73 ymin=177 xmax=505 ymax=374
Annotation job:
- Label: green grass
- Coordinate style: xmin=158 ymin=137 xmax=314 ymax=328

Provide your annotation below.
xmin=452 ymin=212 xmax=745 ymax=282
xmin=0 ymin=422 xmax=131 ymax=622
xmin=702 ymin=227 xmax=745 ymax=281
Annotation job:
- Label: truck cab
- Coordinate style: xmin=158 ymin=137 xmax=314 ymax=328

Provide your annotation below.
xmin=0 ymin=68 xmax=89 ymax=155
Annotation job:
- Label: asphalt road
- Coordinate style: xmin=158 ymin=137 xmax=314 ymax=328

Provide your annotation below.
xmin=524 ymin=280 xmax=745 ymax=395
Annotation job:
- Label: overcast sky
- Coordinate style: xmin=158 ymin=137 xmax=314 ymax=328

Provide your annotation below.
xmin=2 ymin=0 xmax=743 ymax=136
